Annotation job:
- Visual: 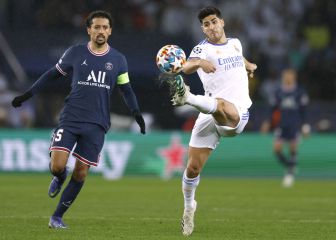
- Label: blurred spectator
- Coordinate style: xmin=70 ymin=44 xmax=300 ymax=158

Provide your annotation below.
xmin=0 ymin=73 xmax=35 ymax=128
xmin=0 ymin=0 xmax=335 ymax=130
xmin=160 ymin=0 xmax=189 ymax=36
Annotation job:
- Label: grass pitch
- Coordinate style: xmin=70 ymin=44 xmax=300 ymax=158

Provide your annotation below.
xmin=0 ymin=174 xmax=335 ymax=240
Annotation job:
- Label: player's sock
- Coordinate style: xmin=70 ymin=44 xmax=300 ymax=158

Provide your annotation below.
xmin=182 ymin=170 xmax=200 ymax=210
xmin=275 ymin=152 xmax=288 ymax=167
xmin=186 ymin=94 xmax=217 ymax=114
xmin=52 ymin=177 xmax=84 ymax=218
xmin=287 ymin=152 xmax=297 ymax=175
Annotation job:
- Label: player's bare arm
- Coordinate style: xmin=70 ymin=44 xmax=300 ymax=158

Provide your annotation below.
xmin=244 ymin=57 xmax=257 ymax=78
xmin=183 ymin=58 xmax=216 ymax=74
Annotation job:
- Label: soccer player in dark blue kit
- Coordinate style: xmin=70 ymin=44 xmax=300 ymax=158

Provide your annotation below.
xmin=11 ymin=10 xmax=146 ymax=228
xmin=261 ymin=68 xmax=310 ymax=187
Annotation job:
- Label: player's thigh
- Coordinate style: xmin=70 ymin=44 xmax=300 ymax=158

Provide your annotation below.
xmin=72 ymin=159 xmax=90 ymax=181
xmin=74 ymin=123 xmax=105 ymax=167
xmin=187 ymin=146 xmax=212 ymax=172
xmin=50 ymin=151 xmax=70 ymax=170
xmin=213 ymin=98 xmax=240 ymax=127
xmin=215 ymin=105 xmax=249 ymax=137
xmin=273 ymin=130 xmax=283 ymax=152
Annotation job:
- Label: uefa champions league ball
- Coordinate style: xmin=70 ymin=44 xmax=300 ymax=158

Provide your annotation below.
xmin=156 ymin=45 xmax=186 ymax=74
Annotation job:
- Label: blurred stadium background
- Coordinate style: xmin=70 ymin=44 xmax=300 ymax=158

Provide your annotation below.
xmin=0 ymin=1 xmax=336 ymax=239
xmin=0 ymin=0 xmax=335 ymax=177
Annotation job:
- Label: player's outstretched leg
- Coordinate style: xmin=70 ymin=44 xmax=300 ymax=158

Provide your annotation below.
xmin=48 ymin=216 xmax=68 ymax=229
xmin=48 ymin=166 xmax=68 ymax=198
xmin=171 ymin=75 xmax=190 ymax=106
xmin=171 ymin=75 xmax=217 ymax=114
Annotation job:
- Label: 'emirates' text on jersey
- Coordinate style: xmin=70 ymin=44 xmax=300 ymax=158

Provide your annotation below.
xmin=55 ymin=43 xmax=128 ymax=131
xmin=189 ymin=38 xmax=252 ymax=109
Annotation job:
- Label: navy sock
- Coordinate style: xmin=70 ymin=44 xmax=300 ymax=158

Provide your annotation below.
xmin=287 ymin=152 xmax=297 ymax=174
xmin=275 ymin=152 xmax=288 ymax=167
xmin=53 ymin=177 xmax=84 ymax=218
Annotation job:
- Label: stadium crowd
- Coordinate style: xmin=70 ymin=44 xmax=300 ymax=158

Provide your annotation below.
xmin=0 ymin=0 xmax=335 ymax=131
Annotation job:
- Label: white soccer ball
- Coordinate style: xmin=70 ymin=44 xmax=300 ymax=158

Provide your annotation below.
xmin=156 ymin=45 xmax=186 ymax=74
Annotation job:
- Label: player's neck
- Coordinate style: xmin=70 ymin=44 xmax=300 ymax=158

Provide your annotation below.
xmin=207 ymin=33 xmax=227 ymax=45
xmin=88 ymin=42 xmax=109 ymax=54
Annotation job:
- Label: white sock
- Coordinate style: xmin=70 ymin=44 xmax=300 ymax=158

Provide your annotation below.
xmin=186 ymin=93 xmax=217 ymax=114
xmin=182 ymin=170 xmax=200 ymax=210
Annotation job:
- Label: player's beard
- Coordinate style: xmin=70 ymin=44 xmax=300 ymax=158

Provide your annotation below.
xmin=95 ymin=35 xmax=106 ymax=46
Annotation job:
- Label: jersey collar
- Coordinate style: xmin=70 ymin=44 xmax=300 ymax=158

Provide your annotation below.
xmin=87 ymin=43 xmax=110 ymax=56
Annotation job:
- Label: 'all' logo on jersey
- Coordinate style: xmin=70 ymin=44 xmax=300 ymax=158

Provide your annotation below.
xmin=87 ymin=70 xmax=106 ymax=83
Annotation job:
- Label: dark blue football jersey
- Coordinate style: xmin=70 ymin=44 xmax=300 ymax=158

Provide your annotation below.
xmin=55 ymin=43 xmax=130 ymax=131
xmin=271 ymin=86 xmax=309 ymax=129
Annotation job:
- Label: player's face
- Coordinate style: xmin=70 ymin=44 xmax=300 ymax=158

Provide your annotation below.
xmin=201 ymin=15 xmax=225 ymax=43
xmin=87 ymin=18 xmax=112 ymax=46
xmin=282 ymin=69 xmax=297 ymax=90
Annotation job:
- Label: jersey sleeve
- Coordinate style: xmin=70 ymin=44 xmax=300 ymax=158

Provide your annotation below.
xmin=117 ymin=54 xmax=130 ymax=85
xmin=189 ymin=44 xmax=206 ymax=60
xmin=231 ymin=38 xmax=243 ymax=54
xmin=55 ymin=46 xmax=75 ymax=76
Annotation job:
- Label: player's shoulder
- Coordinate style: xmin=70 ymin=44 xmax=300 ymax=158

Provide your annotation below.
xmin=227 ymin=37 xmax=241 ymax=45
xmin=190 ymin=39 xmax=207 ymax=55
xmin=108 ymin=47 xmax=125 ymax=58
xmin=63 ymin=44 xmax=86 ymax=55
xmin=68 ymin=43 xmax=86 ymax=51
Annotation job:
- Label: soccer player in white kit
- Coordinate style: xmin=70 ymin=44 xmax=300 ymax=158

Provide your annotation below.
xmin=171 ymin=6 xmax=257 ymax=236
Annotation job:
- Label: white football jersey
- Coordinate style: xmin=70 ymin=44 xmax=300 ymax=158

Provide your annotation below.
xmin=189 ymin=38 xmax=252 ymax=109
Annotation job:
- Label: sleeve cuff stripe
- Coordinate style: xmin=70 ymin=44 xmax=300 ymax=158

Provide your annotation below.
xmin=56 ymin=64 xmax=67 ymax=76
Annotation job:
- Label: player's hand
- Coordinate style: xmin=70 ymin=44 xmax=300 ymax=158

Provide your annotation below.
xmin=11 ymin=91 xmax=33 ymax=108
xmin=199 ymin=59 xmax=216 ymax=73
xmin=301 ymin=124 xmax=311 ymax=138
xmin=260 ymin=120 xmax=271 ymax=134
xmin=133 ymin=110 xmax=146 ymax=134
xmin=246 ymin=63 xmax=257 ymax=78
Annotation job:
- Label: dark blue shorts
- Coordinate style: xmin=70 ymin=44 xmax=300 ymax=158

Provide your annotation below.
xmin=274 ymin=126 xmax=299 ymax=141
xmin=50 ymin=123 xmax=105 ymax=167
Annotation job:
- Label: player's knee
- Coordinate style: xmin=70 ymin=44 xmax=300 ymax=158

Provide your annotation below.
xmin=186 ymin=164 xmax=201 ymax=178
xmin=72 ymin=170 xmax=88 ymax=182
xmin=49 ymin=161 xmax=66 ymax=175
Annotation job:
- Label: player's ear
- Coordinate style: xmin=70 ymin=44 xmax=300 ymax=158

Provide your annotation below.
xmin=201 ymin=25 xmax=206 ymax=35
xmin=87 ymin=27 xmax=91 ymax=36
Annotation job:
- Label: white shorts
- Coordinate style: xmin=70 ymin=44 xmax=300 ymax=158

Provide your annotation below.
xmin=189 ymin=106 xmax=249 ymax=149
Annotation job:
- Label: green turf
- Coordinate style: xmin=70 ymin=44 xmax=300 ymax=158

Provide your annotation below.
xmin=0 ymin=174 xmax=335 ymax=240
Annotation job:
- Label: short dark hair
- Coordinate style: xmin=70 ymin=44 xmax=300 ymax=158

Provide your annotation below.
xmin=198 ymin=6 xmax=222 ymax=23
xmin=86 ymin=10 xmax=113 ymax=28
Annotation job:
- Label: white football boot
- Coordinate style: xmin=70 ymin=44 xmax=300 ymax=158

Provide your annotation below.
xmin=282 ymin=174 xmax=294 ymax=188
xmin=171 ymin=75 xmax=190 ymax=106
xmin=181 ymin=200 xmax=197 ymax=236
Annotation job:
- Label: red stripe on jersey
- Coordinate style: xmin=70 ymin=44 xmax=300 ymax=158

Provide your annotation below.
xmin=50 ymin=146 xmax=71 ymax=153
xmin=72 ymin=152 xmax=98 ymax=167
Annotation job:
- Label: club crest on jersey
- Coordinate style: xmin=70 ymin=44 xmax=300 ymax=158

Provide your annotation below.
xmin=192 ymin=46 xmax=202 ymax=54
xmin=105 ymin=62 xmax=113 ymax=71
